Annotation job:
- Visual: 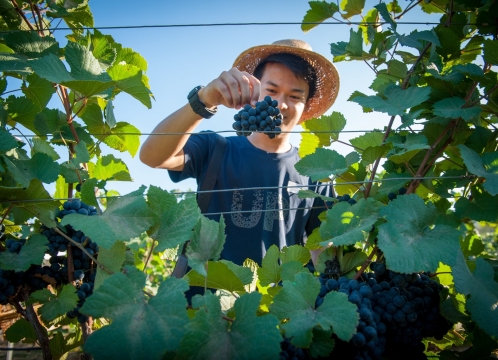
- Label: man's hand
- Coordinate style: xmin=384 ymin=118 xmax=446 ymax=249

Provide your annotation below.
xmin=198 ymin=68 xmax=261 ymax=110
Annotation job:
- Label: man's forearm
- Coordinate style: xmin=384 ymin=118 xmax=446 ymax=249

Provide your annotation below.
xmin=139 ymin=103 xmax=203 ymax=169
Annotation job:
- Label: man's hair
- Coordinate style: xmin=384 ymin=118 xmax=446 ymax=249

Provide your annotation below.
xmin=253 ymin=53 xmax=317 ymax=101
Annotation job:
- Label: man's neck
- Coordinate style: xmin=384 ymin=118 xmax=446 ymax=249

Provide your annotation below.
xmin=247 ymin=132 xmax=292 ymax=153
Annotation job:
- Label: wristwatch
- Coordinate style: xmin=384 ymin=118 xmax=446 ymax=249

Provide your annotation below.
xmin=187 ymin=86 xmax=218 ymax=119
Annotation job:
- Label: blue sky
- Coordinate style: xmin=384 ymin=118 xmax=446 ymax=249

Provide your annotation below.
xmin=35 ymin=1 xmax=440 ymax=195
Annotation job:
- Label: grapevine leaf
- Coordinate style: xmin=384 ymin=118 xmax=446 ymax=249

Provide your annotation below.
xmin=4 ymin=31 xmax=60 ymax=58
xmin=458 ymin=145 xmax=498 ymax=195
xmin=2 ymin=152 xmax=60 ymax=187
xmin=377 ymin=194 xmax=461 ymax=273
xmin=397 ymin=30 xmax=441 ymax=51
xmin=454 ymin=190 xmax=498 ymax=222
xmin=299 ymin=132 xmax=320 ymax=157
xmin=376 ymin=173 xmax=409 ymax=196
xmin=340 ymin=251 xmax=368 ymax=274
xmin=104 ymin=100 xmax=116 ymax=128
xmin=301 ymin=1 xmax=339 ymax=32
xmin=387 ymin=133 xmax=430 ymax=164
xmin=29 ymin=53 xmax=74 ymax=83
xmin=186 ymin=260 xmax=247 ymax=292
xmin=295 ymin=148 xmax=348 ymax=181
xmin=80 ymin=178 xmax=99 ymax=208
xmin=310 ymin=328 xmax=335 ymax=358
xmin=94 ymin=241 xmax=126 ymax=290
xmin=374 ymin=2 xmax=396 ymax=31
xmin=280 ymin=245 xmax=311 ymax=265
xmin=148 ymin=193 xmax=200 ymax=252
xmin=88 ymin=154 xmax=131 ymax=181
xmin=33 ymin=108 xmax=66 ymax=136
xmin=22 ymin=73 xmax=56 ymax=110
xmin=297 ymin=189 xmax=334 ymax=202
xmin=5 ymin=95 xmax=39 ymax=131
xmin=4 ymin=318 xmax=38 ymax=343
xmin=319 ymin=198 xmax=383 ymax=246
xmin=351 ymin=85 xmax=432 ymax=116
xmin=61 ymin=186 xmax=155 ymax=249
xmin=145 ymin=185 xmax=177 ymax=218
xmin=361 ymin=145 xmax=390 ymax=165
xmin=452 ymin=251 xmax=498 ymax=338
xmin=80 ymin=102 xmax=104 ymax=134
xmin=220 ymin=260 xmax=253 ymax=285
xmin=270 ymin=272 xmax=358 ymax=346
xmin=46 ymin=0 xmax=94 ymax=32
xmin=0 ymin=179 xmax=58 ymax=227
xmin=0 ymin=127 xmax=19 ymax=152
xmin=0 ymin=234 xmax=47 ymax=272
xmin=65 ymin=41 xmax=111 ymax=82
xmin=340 ymin=0 xmax=365 ymax=19
xmin=349 ymin=131 xmax=384 ymax=153
xmin=115 ymin=47 xmax=148 ymax=71
xmin=186 ymin=215 xmax=226 ymax=276
xmin=302 ymin=112 xmax=347 ymax=144
xmin=30 ymin=284 xmax=78 ymax=322
xmin=177 ymin=292 xmax=281 ymax=360
xmin=32 ymin=137 xmax=60 ymax=161
xmin=82 ymin=267 xmax=189 ymax=359
xmin=433 ymin=97 xmax=481 ymax=121
xmin=107 ymin=64 xmax=152 ymax=109
xmin=387 ymin=59 xmax=407 ymax=78
xmin=280 ymin=261 xmax=308 ymax=282
xmin=0 ymin=53 xmax=30 ymax=74
xmin=483 ymin=38 xmax=498 ymax=65
xmin=257 ymin=244 xmax=281 ymax=286
xmin=71 ymin=140 xmax=90 ymax=165
xmin=101 ymin=122 xmax=140 ymax=157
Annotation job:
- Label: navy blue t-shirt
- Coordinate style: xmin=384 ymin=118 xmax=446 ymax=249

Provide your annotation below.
xmin=169 ymin=132 xmax=328 ymax=266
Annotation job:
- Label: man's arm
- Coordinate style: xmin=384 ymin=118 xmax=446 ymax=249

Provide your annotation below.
xmin=139 ymin=68 xmax=261 ymax=170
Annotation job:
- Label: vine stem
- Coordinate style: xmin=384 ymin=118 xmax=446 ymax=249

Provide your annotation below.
xmin=1 ymin=204 xmax=13 ymax=224
xmin=18 ymin=290 xmax=52 ymax=360
xmin=353 ymin=246 xmax=379 ymax=280
xmin=66 ymin=243 xmax=75 ymax=283
xmin=53 ymin=227 xmax=113 ymax=275
xmin=364 ymin=41 xmax=433 ymax=198
xmin=10 ymin=0 xmax=36 ymax=31
xmin=80 ymin=321 xmax=93 ymax=360
xmin=142 ymin=238 xmax=156 ymax=272
xmin=394 ymin=0 xmax=423 ymax=20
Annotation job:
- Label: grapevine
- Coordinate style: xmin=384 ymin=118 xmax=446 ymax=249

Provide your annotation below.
xmin=233 ymin=95 xmax=283 ymax=138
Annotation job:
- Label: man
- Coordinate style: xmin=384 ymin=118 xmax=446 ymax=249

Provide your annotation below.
xmin=139 ymin=39 xmax=339 ymax=266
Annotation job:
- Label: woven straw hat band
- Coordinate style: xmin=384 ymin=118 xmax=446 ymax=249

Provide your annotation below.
xmin=233 ymin=39 xmax=340 ymax=121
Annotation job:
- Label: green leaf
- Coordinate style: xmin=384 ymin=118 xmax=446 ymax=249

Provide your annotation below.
xmin=177 ymin=292 xmax=281 ymax=360
xmin=115 ymin=47 xmax=148 ymax=71
xmin=387 ymin=59 xmax=407 ymax=78
xmin=350 ymin=131 xmax=384 ymax=153
xmin=0 ymin=179 xmax=58 ymax=227
xmin=2 ymin=152 xmax=60 ymax=187
xmin=376 ymin=172 xmax=409 ymax=196
xmin=352 ymin=85 xmax=432 ymax=116
xmin=302 ymin=112 xmax=347 ymax=145
xmin=94 ymin=241 xmax=126 ymax=290
xmin=22 ymin=73 xmax=56 ymax=110
xmin=458 ymin=145 xmax=498 ymax=195
xmin=187 ymin=261 xmax=247 ymax=292
xmin=82 ymin=267 xmax=189 ymax=359
xmin=4 ymin=31 xmax=60 ymax=58
xmin=104 ymin=100 xmax=116 ymax=128
xmin=80 ymin=177 xmax=99 ymax=208
xmin=220 ymin=259 xmax=253 ymax=285
xmin=270 ymin=272 xmax=358 ymax=346
xmin=299 ymin=132 xmax=320 ymax=158
xmin=60 ymin=186 xmax=155 ymax=249
xmin=377 ymin=194 xmax=461 ymax=273
xmin=4 ymin=318 xmax=38 ymax=343
xmin=452 ymin=251 xmax=498 ymax=338
xmin=319 ymin=198 xmax=383 ymax=246
xmin=0 ymin=53 xmax=30 ymax=74
xmin=295 ymin=148 xmax=348 ymax=181
xmin=433 ymin=97 xmax=481 ymax=121
xmin=31 ymin=284 xmax=78 ymax=322
xmin=281 ymin=261 xmax=309 ymax=281
xmin=281 ymin=245 xmax=311 ymax=265
xmin=108 ymin=64 xmax=152 ymax=109
xmin=301 ymin=1 xmax=339 ymax=32
xmin=345 ymin=28 xmax=363 ymax=57
xmin=257 ymin=244 xmax=281 ymax=286
xmin=34 ymin=108 xmax=66 ymax=136
xmin=340 ymin=251 xmax=368 ymax=274
xmin=483 ymin=39 xmax=498 ymax=65
xmin=29 ymin=53 xmax=74 ymax=83
xmin=88 ymin=154 xmax=131 ymax=181
xmin=0 ymin=234 xmax=47 ymax=272
xmin=374 ymin=2 xmax=396 ymax=31
xmin=397 ymin=30 xmax=441 ymax=51
xmin=340 ymin=0 xmax=365 ymax=19
xmin=310 ymin=328 xmax=335 ymax=358
xmin=46 ymin=0 xmax=94 ymax=33
xmin=101 ymin=122 xmax=140 ymax=157
xmin=361 ymin=145 xmax=390 ymax=165
xmin=31 ymin=137 xmax=60 ymax=161
xmin=387 ymin=133 xmax=430 ymax=164
xmin=454 ymin=190 xmax=498 ymax=222
xmin=80 ymin=102 xmax=104 ymax=134
xmin=148 ymin=191 xmax=200 ymax=252
xmin=187 ymin=215 xmax=226 ymax=276
xmin=0 ymin=127 xmax=19 ymax=152
xmin=65 ymin=41 xmax=111 ymax=82
xmin=5 ymin=95 xmax=39 ymax=131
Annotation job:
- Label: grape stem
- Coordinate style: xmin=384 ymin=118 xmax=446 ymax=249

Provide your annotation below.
xmin=142 ymin=238 xmax=156 ymax=272
xmin=353 ymin=246 xmax=379 ymax=281
xmin=53 ymin=227 xmax=113 ymax=275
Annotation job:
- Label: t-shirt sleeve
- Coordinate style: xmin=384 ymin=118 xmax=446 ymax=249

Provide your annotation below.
xmin=168 ymin=132 xmax=218 ymax=183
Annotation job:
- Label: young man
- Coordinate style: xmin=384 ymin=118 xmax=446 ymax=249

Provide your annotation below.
xmin=139 ymin=39 xmax=339 ymax=266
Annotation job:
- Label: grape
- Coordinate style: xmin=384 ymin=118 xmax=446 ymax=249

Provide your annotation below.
xmin=387 ymin=192 xmax=397 ymax=201
xmin=398 ymin=187 xmax=407 ymax=195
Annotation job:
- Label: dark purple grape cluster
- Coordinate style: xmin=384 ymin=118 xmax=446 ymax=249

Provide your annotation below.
xmin=387 ymin=186 xmax=407 ymax=201
xmin=279 ymin=337 xmax=308 ymax=360
xmin=232 ymin=96 xmax=283 ymax=139
xmin=66 ymin=271 xmax=95 ymax=323
xmin=326 ymin=194 xmax=357 ymax=209
xmin=317 ymin=263 xmax=452 ymax=359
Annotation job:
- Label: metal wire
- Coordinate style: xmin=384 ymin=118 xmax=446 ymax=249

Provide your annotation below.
xmin=204 ymin=205 xmax=327 ymax=216
xmin=0 ymin=175 xmax=475 ymax=205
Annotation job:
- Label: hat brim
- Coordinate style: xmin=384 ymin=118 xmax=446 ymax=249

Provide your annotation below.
xmin=233 ymin=43 xmax=340 ymax=121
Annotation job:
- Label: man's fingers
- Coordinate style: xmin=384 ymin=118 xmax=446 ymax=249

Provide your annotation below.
xmin=243 ymin=71 xmax=261 ymax=106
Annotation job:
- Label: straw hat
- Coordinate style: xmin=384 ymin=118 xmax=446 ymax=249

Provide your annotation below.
xmin=233 ymin=39 xmax=340 ymax=121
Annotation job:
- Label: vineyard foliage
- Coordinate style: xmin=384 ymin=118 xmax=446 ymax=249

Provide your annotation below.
xmin=0 ymin=0 xmax=497 ymax=359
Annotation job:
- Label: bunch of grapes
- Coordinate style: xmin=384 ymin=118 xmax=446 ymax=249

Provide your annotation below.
xmin=326 ymin=193 xmax=357 ymax=208
xmin=232 ymin=96 xmax=283 ymax=139
xmin=66 ymin=271 xmax=96 ymax=324
xmin=279 ymin=337 xmax=308 ymax=360
xmin=387 ymin=186 xmax=407 ymax=201
xmin=317 ymin=262 xmax=452 ymax=359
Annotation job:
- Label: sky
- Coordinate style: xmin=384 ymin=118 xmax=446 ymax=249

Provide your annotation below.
xmin=18 ymin=0 xmax=442 ymax=196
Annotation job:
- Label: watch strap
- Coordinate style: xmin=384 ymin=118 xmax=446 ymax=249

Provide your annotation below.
xmin=188 ymin=86 xmax=217 ymax=119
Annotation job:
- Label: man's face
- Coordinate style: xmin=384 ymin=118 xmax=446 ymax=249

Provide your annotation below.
xmin=258 ymin=63 xmax=310 ymax=131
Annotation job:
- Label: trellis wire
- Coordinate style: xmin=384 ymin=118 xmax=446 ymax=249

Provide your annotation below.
xmin=0 ymin=175 xmax=475 ymax=205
